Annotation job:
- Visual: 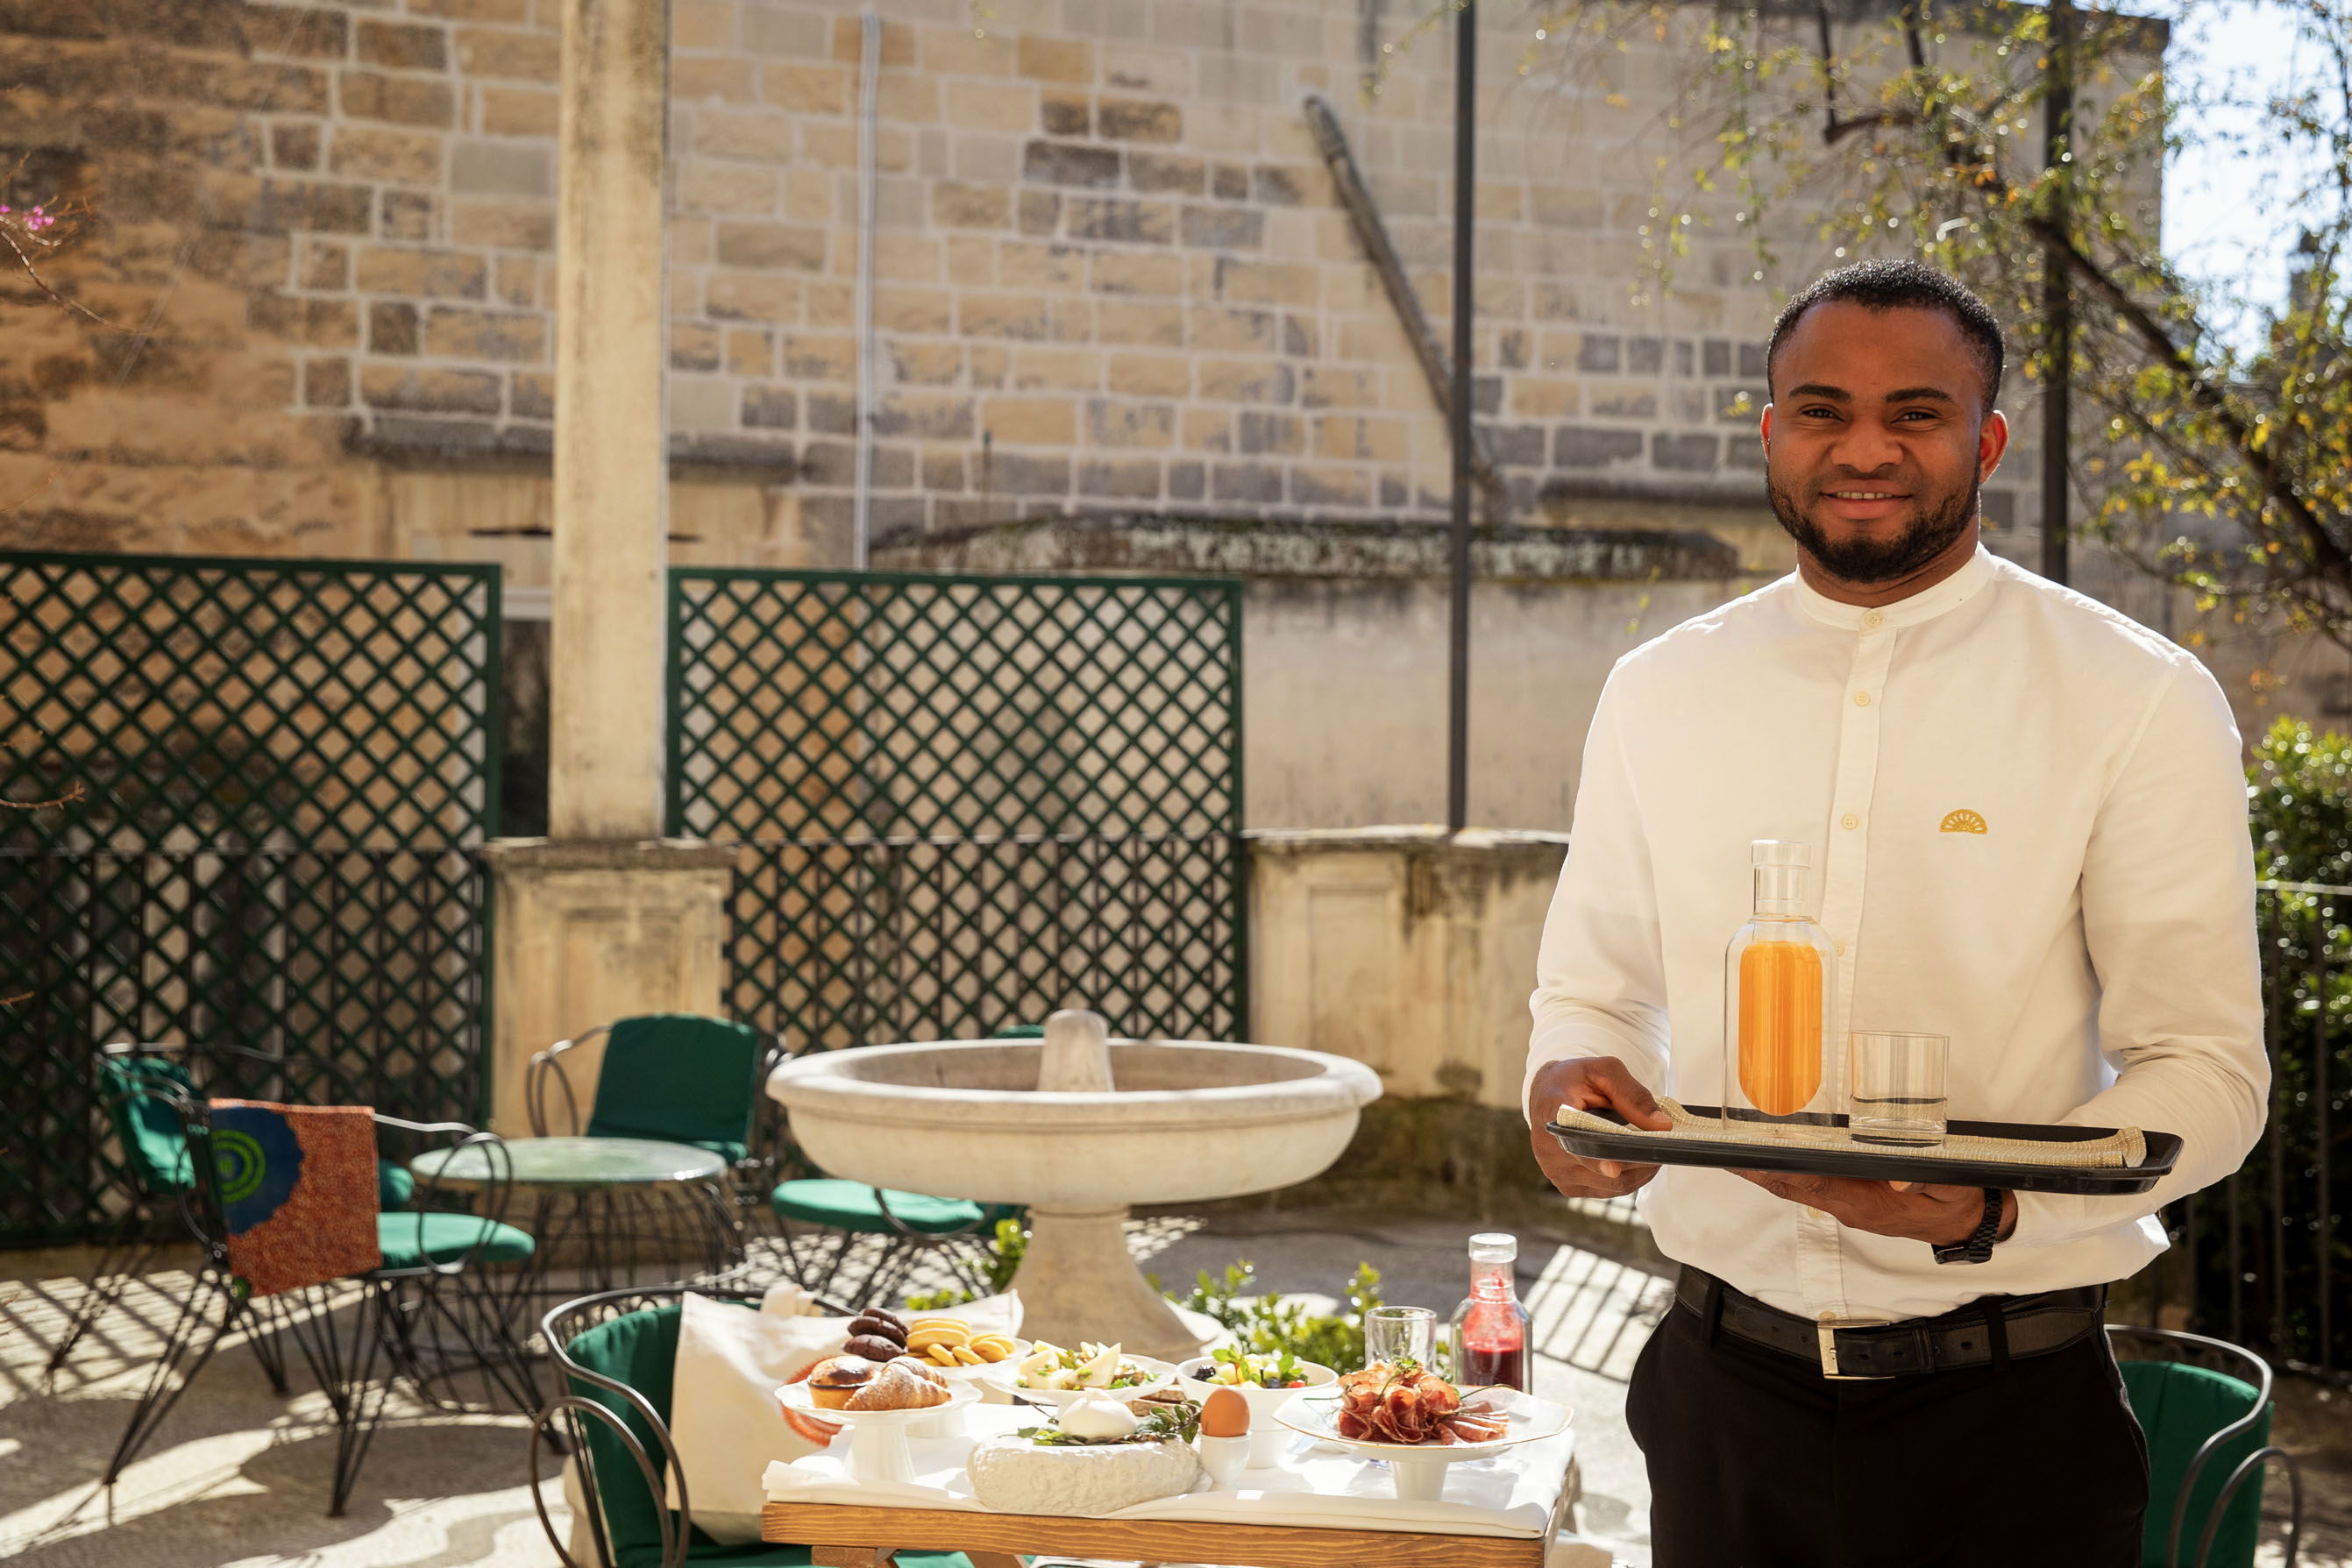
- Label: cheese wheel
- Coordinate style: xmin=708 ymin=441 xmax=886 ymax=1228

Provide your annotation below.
xmin=965 ymin=1436 xmax=1202 ymax=1517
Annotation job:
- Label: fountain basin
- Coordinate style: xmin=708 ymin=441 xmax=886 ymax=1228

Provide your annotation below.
xmin=767 ymin=1039 xmax=1380 ymax=1209
xmin=765 ymin=1036 xmax=1382 ymax=1359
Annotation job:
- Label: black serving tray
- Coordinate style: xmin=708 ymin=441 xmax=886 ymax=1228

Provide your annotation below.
xmin=1545 ymin=1104 xmax=2179 ymax=1196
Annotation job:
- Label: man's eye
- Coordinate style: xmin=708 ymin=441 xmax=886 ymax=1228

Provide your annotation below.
xmin=1800 ymin=405 xmax=1837 ymax=418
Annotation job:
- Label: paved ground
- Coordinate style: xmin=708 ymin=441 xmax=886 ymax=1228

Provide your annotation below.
xmin=2 ymin=1210 xmax=2341 ymax=1566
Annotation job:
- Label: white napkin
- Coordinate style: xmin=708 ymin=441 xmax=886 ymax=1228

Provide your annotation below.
xmin=667 ymin=1292 xmax=1026 ymax=1544
xmin=760 ymin=1401 xmax=1573 ymax=1539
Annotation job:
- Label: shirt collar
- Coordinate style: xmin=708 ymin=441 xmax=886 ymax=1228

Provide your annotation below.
xmin=1790 ymin=544 xmax=1996 ymax=632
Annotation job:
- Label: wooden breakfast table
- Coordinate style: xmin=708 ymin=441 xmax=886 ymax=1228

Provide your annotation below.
xmin=760 ymin=1489 xmax=1572 ymax=1566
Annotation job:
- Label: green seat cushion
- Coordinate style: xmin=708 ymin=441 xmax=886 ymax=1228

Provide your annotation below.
xmin=585 ymin=1014 xmax=763 ymax=1155
xmin=2120 ymin=1359 xmax=2271 ymax=1568
xmin=375 ymin=1211 xmax=535 ymax=1269
xmin=377 ymin=1159 xmax=416 ymax=1211
xmin=101 ymin=1056 xmax=197 ymax=1197
xmin=679 ymin=1549 xmax=970 ymax=1568
xmin=772 ymin=1180 xmax=985 ymax=1236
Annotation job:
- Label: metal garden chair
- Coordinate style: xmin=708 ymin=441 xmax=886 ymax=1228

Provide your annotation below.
xmin=110 ymin=1076 xmax=540 ymax=1515
xmin=529 ymin=1285 xmax=977 ymax=1568
xmin=2109 ymin=1324 xmax=2305 ymax=1568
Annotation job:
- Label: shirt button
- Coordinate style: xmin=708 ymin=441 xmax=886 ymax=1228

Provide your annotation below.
xmin=1834 ymin=940 xmax=1847 ymax=955
xmin=1862 ymin=610 xmax=1884 ymax=630
xmin=1805 ymin=1206 xmax=1827 ymax=1220
xmin=1841 ymin=813 xmax=1858 ymax=831
xmin=1854 ymin=692 xmax=1872 ymax=706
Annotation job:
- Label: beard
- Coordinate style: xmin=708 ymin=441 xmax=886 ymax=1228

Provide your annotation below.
xmin=1767 ymin=468 xmax=1979 ymax=585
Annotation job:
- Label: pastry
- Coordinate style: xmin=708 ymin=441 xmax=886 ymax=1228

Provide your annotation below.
xmin=888 ymin=1355 xmax=951 ymax=1387
xmin=846 ymin=1360 xmax=951 ymax=1410
xmin=847 ymin=1311 xmax=908 ymax=1348
xmin=843 ymin=1333 xmax=904 ymax=1362
xmin=806 ymin=1354 xmax=876 ymax=1410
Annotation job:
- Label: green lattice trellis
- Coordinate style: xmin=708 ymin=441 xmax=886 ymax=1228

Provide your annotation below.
xmin=1 ymin=551 xmax=500 ymax=1247
xmin=666 ymin=570 xmax=1244 ymax=1048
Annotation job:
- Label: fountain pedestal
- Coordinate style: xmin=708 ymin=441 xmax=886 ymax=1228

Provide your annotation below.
xmin=765 ymin=1023 xmax=1380 ymax=1354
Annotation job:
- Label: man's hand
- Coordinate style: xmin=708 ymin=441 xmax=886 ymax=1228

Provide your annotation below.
xmin=1732 ymin=1171 xmax=2020 ymax=1246
xmin=1528 ymin=1057 xmax=1673 ymax=1200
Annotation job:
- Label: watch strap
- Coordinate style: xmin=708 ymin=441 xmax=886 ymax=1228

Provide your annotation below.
xmin=1933 ymin=1187 xmax=2005 ymax=1265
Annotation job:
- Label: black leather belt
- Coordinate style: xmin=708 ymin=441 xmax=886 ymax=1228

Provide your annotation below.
xmin=1674 ymin=1267 xmax=2106 ymax=1380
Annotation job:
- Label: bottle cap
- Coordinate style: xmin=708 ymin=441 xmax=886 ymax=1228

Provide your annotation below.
xmin=1751 ymin=840 xmax=1810 ymax=867
xmin=1467 ymin=1231 xmax=1517 ymax=1263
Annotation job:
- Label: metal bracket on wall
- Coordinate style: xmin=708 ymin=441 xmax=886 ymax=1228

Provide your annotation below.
xmin=1301 ymin=90 xmax=1507 ymax=515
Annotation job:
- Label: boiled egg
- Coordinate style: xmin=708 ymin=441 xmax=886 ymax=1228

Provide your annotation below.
xmin=1198 ymin=1386 xmax=1250 ymax=1439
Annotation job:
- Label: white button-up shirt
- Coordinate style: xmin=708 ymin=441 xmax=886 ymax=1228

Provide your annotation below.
xmin=1525 ymin=546 xmax=2268 ymax=1321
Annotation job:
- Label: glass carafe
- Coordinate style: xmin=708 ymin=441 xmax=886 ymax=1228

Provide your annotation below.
xmin=1447 ymin=1232 xmax=1532 ymax=1393
xmin=1723 ymin=840 xmax=1838 ymax=1125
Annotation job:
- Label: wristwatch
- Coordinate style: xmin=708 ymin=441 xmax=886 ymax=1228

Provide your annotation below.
xmin=1932 ymin=1188 xmax=2006 ymax=1265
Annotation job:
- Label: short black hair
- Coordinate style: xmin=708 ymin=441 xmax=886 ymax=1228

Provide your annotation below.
xmin=1766 ymin=259 xmax=2006 ymax=409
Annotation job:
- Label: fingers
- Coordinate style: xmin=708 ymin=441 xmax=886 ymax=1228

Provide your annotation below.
xmin=1538 ymin=1054 xmax=1671 ymax=1132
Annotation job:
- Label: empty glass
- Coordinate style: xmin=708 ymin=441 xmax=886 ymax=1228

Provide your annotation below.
xmin=1363 ymin=1305 xmax=1438 ymax=1371
xmin=1849 ymin=1031 xmax=1949 ymax=1146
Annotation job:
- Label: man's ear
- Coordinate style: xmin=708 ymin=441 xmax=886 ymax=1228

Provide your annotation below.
xmin=1978 ymin=409 xmax=2010 ymax=480
xmin=1759 ymin=403 xmax=1774 ymax=456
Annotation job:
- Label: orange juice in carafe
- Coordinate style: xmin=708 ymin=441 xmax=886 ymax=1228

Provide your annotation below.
xmin=1723 ymin=841 xmax=1837 ymax=1124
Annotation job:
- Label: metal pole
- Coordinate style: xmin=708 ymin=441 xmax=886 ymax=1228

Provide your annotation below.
xmin=2318 ymin=916 xmax=2334 ymax=1372
xmin=1446 ymin=0 xmax=1476 ymax=835
xmin=852 ymin=12 xmax=881 ymax=571
xmin=2039 ymin=0 xmax=2074 ymax=586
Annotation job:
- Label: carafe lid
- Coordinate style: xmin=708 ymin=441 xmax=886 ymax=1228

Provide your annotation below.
xmin=1752 ymin=840 xmax=1810 ymax=867
xmin=1468 ymin=1231 xmax=1517 ymax=1263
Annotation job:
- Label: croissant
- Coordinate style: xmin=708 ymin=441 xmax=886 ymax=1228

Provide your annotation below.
xmin=847 ymin=1360 xmax=950 ymax=1410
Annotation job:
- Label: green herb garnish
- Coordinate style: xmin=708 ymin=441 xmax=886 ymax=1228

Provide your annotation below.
xmin=1017 ymin=1399 xmax=1201 ymax=1446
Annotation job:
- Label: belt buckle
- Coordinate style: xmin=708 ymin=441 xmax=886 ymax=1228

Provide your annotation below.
xmin=1815 ymin=1314 xmax=1893 ymax=1380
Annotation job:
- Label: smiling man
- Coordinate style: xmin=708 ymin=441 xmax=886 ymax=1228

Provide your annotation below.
xmin=1523 ymin=260 xmax=2267 ymax=1565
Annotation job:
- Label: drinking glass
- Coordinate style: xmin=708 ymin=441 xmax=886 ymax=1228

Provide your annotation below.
xmin=1363 ymin=1305 xmax=1438 ymax=1371
xmin=1849 ymin=1031 xmax=1949 ymax=1146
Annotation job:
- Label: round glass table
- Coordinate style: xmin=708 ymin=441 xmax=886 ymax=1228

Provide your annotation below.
xmin=409 ymin=1134 xmax=746 ymax=1341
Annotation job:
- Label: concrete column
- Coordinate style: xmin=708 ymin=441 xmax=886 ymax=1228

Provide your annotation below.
xmin=481 ymin=840 xmax=735 ymax=1135
xmin=550 ymin=0 xmax=670 ymax=840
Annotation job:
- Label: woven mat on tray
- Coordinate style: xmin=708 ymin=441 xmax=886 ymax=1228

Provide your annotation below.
xmin=1552 ymin=1096 xmax=2146 ymax=1169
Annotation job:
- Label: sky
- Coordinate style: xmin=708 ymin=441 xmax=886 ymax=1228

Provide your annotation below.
xmin=2156 ymin=0 xmax=2334 ymax=344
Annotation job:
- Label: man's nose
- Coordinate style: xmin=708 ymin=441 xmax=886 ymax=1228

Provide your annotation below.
xmin=1826 ymin=422 xmax=1905 ymax=472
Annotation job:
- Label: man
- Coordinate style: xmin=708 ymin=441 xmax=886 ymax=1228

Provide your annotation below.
xmin=1524 ymin=259 xmax=2266 ymax=1566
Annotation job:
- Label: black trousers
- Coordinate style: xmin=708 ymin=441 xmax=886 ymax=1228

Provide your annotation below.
xmin=1627 ymin=1290 xmax=2149 ymax=1567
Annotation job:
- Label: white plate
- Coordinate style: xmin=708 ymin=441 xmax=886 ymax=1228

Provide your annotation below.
xmin=775 ymin=1378 xmax=979 ymax=1484
xmin=979 ymin=1354 xmax=1178 ymax=1408
xmin=1273 ymin=1386 xmax=1571 ymax=1501
xmin=1174 ymin=1357 xmax=1337 ymax=1466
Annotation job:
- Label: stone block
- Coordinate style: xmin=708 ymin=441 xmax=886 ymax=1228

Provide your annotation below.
xmin=1098 ymin=96 xmax=1179 ymax=141
xmin=1588 ymin=386 xmax=1657 ymax=420
xmin=1673 ymin=340 xmax=1695 ymax=378
xmin=1094 ymin=300 xmax=1183 ymax=346
xmin=1017 ymin=35 xmax=1093 ymax=83
xmin=1197 ymin=358 xmax=1291 ymax=404
xmin=681 ymin=162 xmax=778 ymax=216
xmin=1216 ymin=259 xmax=1316 ymax=308
xmin=1651 ymin=431 xmax=1719 ymax=472
xmin=451 ymin=199 xmax=553 ymax=249
xmin=409 ymin=0 xmax=528 ymax=18
xmin=360 ymin=364 xmax=501 ymax=414
xmin=1018 ymin=190 xmax=1061 ymax=234
xmin=1190 ymin=305 xmax=1272 ymax=351
xmin=1211 ymin=461 xmax=1282 ymax=503
xmin=874 ymin=392 xmax=977 ymax=439
xmin=368 ymin=300 xmax=420 ymax=354
xmin=451 ymin=137 xmax=551 ymax=195
xmin=381 ymin=190 xmax=435 ymax=238
xmin=726 ymin=327 xmax=773 ymax=377
xmin=1298 ymin=366 xmax=1375 ymax=410
xmin=946 ymin=81 xmax=1036 ymax=131
xmin=992 ymin=452 xmax=1071 ymax=495
xmin=697 ymin=110 xmax=795 ymax=160
xmin=983 ymin=394 xmax=1076 ymax=444
xmin=271 ymin=122 xmax=323 ymax=170
xmin=1106 ymin=352 xmax=1189 ymax=398
xmin=669 ymin=376 xmax=737 ymax=432
xmin=357 ymin=18 xmax=448 ymax=69
xmin=714 ymin=222 xmax=827 ymax=270
xmin=1290 ymin=464 xmax=1372 ymax=508
xmin=961 ymin=292 xmax=1051 ymax=340
xmin=1737 ymin=342 xmax=1768 ymax=378
xmin=339 ymin=68 xmax=454 ymax=125
xmin=1080 ymin=457 xmax=1163 ymax=499
xmin=674 ymin=58 xmax=758 ymax=105
xmin=480 ymin=85 xmax=558 ymax=136
xmin=510 ymin=369 xmax=554 ymax=418
xmin=892 ymin=340 xmax=963 ymax=385
xmin=301 ymin=238 xmax=350 ymax=289
xmin=1493 ymin=424 xmax=1546 ymax=466
xmin=425 ymin=305 xmax=546 ymax=361
xmin=1511 ymin=378 xmax=1580 ymax=420
xmin=323 ymin=125 xmax=441 ymax=184
xmin=1023 ymin=139 xmax=1121 ymax=188
xmin=704 ymin=271 xmax=801 ymax=323
xmin=302 ymin=356 xmax=352 ymax=407
xmin=831 ymin=13 xmax=914 ymax=65
xmin=1703 ymin=338 xmax=1730 ymax=377
xmin=1086 ymin=398 xmax=1175 ymax=447
xmin=1575 ymin=333 xmax=1621 ymax=373
xmin=1626 ymin=336 xmax=1665 ymax=374
xmin=806 ymin=392 xmax=856 ymax=434
xmin=671 ymin=321 xmax=722 ymax=372
xmin=780 ymin=332 xmax=855 ymax=380
xmin=1181 ymin=204 xmax=1262 ymax=251
xmin=1091 ymin=251 xmax=1183 ymax=295
xmin=1068 ymin=197 xmax=1171 ymax=245
xmin=245 ymin=4 xmax=348 ymax=56
xmin=743 ymin=4 xmax=829 ymax=58
xmin=356 ymin=245 xmax=486 ymax=298
xmin=1236 ymin=408 xmax=1302 ymax=455
xmin=1041 ymin=93 xmax=1091 ymax=136
xmin=923 ymin=450 xmax=967 ymax=492
xmin=1553 ymin=425 xmax=1643 ymax=468
xmin=1000 ymin=242 xmax=1085 ymax=288
xmin=932 ymin=181 xmax=1010 ymax=229
xmin=763 ymin=61 xmax=850 ymax=114
xmin=1013 ymin=347 xmax=1103 ymax=391
xmin=1128 ymin=152 xmax=1204 ymax=195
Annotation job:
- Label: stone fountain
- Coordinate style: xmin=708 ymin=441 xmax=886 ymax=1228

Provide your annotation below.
xmin=765 ymin=1011 xmax=1382 ymax=1360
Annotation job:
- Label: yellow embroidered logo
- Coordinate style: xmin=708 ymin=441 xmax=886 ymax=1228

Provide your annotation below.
xmin=1939 ymin=809 xmax=1988 ymax=834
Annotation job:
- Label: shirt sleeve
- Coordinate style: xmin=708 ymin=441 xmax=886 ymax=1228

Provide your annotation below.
xmin=1524 ymin=669 xmax=1674 ymax=1122
xmin=2007 ymin=662 xmax=2270 ymax=1249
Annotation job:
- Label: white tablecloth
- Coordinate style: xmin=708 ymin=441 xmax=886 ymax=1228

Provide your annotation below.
xmin=761 ymin=1401 xmax=1575 ymax=1539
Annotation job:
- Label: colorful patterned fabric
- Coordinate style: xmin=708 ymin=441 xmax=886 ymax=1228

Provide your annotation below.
xmin=210 ymin=1101 xmax=382 ymax=1296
